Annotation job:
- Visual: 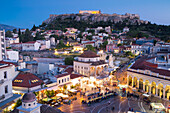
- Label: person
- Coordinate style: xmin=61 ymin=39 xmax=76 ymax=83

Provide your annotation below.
xmin=112 ymin=106 xmax=115 ymax=111
xmin=108 ymin=101 xmax=111 ymax=105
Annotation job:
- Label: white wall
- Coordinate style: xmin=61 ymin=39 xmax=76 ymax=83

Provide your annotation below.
xmin=7 ymin=50 xmax=19 ymax=61
xmin=78 ymin=57 xmax=100 ymax=62
xmin=37 ymin=63 xmax=54 ymax=74
xmin=22 ymin=42 xmax=40 ymax=51
xmin=57 ymin=75 xmax=70 ymax=86
xmin=0 ymin=64 xmax=15 ymax=102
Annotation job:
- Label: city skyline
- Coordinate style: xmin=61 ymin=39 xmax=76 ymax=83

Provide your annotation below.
xmin=0 ymin=0 xmax=170 ymax=28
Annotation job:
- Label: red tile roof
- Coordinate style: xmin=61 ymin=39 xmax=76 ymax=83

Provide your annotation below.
xmin=64 ymin=67 xmax=73 ymax=74
xmin=84 ymin=42 xmax=95 ymax=44
xmin=70 ymin=74 xmax=84 ymax=79
xmin=79 ymin=50 xmax=99 ymax=58
xmin=130 ymin=57 xmax=170 ymax=76
xmin=58 ymin=65 xmax=70 ymax=68
xmin=55 ymin=73 xmax=70 ymax=78
xmin=0 ymin=61 xmax=18 ymax=66
xmin=23 ymin=41 xmax=36 ymax=44
xmin=12 ymin=72 xmax=44 ymax=88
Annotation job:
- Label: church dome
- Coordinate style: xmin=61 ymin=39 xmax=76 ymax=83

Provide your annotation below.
xmin=22 ymin=92 xmax=36 ymax=103
xmin=79 ymin=50 xmax=99 ymax=58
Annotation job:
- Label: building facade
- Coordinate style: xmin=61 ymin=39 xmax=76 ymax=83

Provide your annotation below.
xmin=74 ymin=51 xmax=108 ymax=76
xmin=127 ymin=55 xmax=170 ymax=100
xmin=0 ymin=30 xmax=6 ymax=60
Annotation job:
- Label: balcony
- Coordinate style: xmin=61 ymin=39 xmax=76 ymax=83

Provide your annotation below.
xmin=0 ymin=94 xmax=5 ymax=100
xmin=0 ymin=79 xmax=5 ymax=85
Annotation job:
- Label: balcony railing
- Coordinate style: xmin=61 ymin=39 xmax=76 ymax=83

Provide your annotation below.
xmin=0 ymin=94 xmax=5 ymax=100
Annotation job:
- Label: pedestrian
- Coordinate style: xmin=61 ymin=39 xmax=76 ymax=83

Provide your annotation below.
xmin=108 ymin=101 xmax=111 ymax=105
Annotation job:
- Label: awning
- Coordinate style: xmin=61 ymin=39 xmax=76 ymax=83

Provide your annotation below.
xmin=69 ymin=89 xmax=77 ymax=92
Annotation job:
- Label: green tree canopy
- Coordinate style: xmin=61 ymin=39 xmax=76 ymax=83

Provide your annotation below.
xmin=86 ymin=45 xmax=96 ymax=52
xmin=13 ymin=29 xmax=17 ymax=34
xmin=64 ymin=56 xmax=74 ymax=65
xmin=19 ymin=29 xmax=33 ymax=42
xmin=6 ymin=30 xmax=13 ymax=37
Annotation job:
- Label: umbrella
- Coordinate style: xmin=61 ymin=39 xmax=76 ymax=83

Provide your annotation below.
xmin=62 ymin=95 xmax=69 ymax=98
xmin=56 ymin=93 xmax=64 ymax=97
xmin=51 ymin=96 xmax=60 ymax=100
xmin=42 ymin=98 xmax=52 ymax=102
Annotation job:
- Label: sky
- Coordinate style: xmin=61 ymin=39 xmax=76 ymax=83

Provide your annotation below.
xmin=0 ymin=0 xmax=170 ymax=29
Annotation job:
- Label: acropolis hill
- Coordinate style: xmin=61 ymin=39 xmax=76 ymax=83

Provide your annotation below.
xmin=43 ymin=11 xmax=148 ymax=25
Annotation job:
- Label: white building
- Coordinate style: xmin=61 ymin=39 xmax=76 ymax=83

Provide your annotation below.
xmin=0 ymin=62 xmax=21 ymax=112
xmin=0 ymin=30 xmax=6 ymax=60
xmin=6 ymin=50 xmax=19 ymax=61
xmin=50 ymin=37 xmax=56 ymax=46
xmin=123 ymin=27 xmax=129 ymax=32
xmin=5 ymin=37 xmax=19 ymax=47
xmin=74 ymin=51 xmax=108 ymax=76
xmin=55 ymin=73 xmax=71 ymax=86
xmin=37 ymin=40 xmax=51 ymax=50
xmin=22 ymin=41 xmax=41 ymax=51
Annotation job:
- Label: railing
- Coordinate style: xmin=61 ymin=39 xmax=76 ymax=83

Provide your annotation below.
xmin=0 ymin=95 xmax=5 ymax=100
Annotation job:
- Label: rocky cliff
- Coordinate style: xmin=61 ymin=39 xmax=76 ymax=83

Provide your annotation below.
xmin=43 ymin=13 xmax=148 ymax=25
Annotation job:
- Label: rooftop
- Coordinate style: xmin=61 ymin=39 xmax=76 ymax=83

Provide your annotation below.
xmin=12 ymin=72 xmax=44 ymax=88
xmin=79 ymin=50 xmax=99 ymax=58
xmin=130 ymin=57 xmax=170 ymax=76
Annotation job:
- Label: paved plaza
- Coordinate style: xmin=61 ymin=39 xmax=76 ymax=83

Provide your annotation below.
xmin=56 ymin=92 xmax=157 ymax=113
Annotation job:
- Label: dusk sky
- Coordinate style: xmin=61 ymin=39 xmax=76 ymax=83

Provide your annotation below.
xmin=1 ymin=0 xmax=170 ymax=28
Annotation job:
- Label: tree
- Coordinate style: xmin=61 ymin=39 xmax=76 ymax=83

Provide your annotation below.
xmin=6 ymin=31 xmax=13 ymax=37
xmin=34 ymin=31 xmax=45 ymax=40
xmin=18 ymin=28 xmax=21 ymax=36
xmin=65 ymin=56 xmax=74 ymax=65
xmin=20 ymin=29 xmax=33 ymax=43
xmin=117 ymin=43 xmax=123 ymax=47
xmin=31 ymin=24 xmax=37 ymax=31
xmin=63 ymin=84 xmax=67 ymax=91
xmin=86 ymin=36 xmax=92 ymax=40
xmin=13 ymin=29 xmax=17 ymax=34
xmin=13 ymin=99 xmax=22 ymax=109
xmin=56 ymin=40 xmax=66 ymax=49
xmin=100 ymin=41 xmax=108 ymax=49
xmin=86 ymin=45 xmax=96 ymax=52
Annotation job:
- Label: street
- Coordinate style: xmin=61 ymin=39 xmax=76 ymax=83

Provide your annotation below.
xmin=57 ymin=92 xmax=154 ymax=113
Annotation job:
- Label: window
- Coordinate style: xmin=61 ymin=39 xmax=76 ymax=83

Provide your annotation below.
xmin=65 ymin=78 xmax=66 ymax=82
xmin=4 ymin=71 xmax=7 ymax=79
xmin=28 ymin=104 xmax=31 ymax=106
xmin=1 ymin=32 xmax=3 ymax=36
xmin=59 ymin=80 xmax=60 ymax=84
xmin=62 ymin=79 xmax=64 ymax=83
xmin=24 ymin=104 xmax=25 ymax=106
xmin=67 ymin=77 xmax=69 ymax=81
xmin=34 ymin=103 xmax=35 ymax=105
xmin=5 ymin=85 xmax=8 ymax=94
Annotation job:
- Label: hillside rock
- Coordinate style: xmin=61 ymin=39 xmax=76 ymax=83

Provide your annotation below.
xmin=43 ymin=13 xmax=148 ymax=25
